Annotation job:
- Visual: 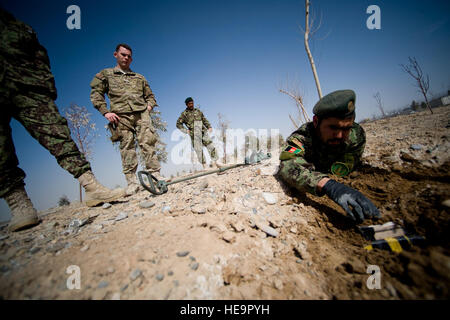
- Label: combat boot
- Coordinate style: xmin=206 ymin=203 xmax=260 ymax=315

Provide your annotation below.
xmin=4 ymin=185 xmax=40 ymax=232
xmin=78 ymin=171 xmax=126 ymax=206
xmin=125 ymin=173 xmax=140 ymax=195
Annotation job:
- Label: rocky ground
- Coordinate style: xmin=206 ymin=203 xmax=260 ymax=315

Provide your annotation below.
xmin=0 ymin=106 xmax=449 ymax=300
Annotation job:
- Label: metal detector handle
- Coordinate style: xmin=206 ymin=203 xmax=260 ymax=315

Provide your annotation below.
xmin=137 ymin=171 xmax=168 ymax=195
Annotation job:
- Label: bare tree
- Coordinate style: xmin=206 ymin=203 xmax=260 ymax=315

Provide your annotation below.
xmin=400 ymin=57 xmax=433 ymax=114
xmin=303 ymin=0 xmax=322 ymax=99
xmin=217 ymin=113 xmax=230 ymax=164
xmin=65 ymin=104 xmax=98 ymax=202
xmin=373 ymin=92 xmax=386 ymax=117
xmin=280 ymin=88 xmax=311 ymax=128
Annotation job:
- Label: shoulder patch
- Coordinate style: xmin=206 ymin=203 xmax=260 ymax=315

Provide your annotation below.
xmin=290 ymin=137 xmax=304 ymax=148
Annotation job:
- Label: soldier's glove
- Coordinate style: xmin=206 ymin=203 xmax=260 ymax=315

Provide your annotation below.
xmin=322 ymin=179 xmax=381 ymax=223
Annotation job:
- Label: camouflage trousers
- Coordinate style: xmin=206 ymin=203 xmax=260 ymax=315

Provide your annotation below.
xmin=190 ymin=133 xmax=217 ymax=164
xmin=0 ymin=89 xmax=91 ymax=198
xmin=116 ymin=111 xmax=160 ymax=175
xmin=0 ymin=17 xmax=91 ymax=198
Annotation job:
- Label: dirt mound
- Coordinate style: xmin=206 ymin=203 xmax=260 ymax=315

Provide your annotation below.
xmin=0 ymin=106 xmax=449 ymax=300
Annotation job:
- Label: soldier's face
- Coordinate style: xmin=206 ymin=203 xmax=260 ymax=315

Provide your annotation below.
xmin=114 ymin=47 xmax=133 ymax=69
xmin=314 ymin=116 xmax=354 ymax=146
xmin=186 ymin=101 xmax=194 ymax=109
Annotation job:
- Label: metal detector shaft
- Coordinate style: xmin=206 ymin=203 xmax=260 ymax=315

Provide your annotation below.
xmin=138 ymin=151 xmax=271 ymax=195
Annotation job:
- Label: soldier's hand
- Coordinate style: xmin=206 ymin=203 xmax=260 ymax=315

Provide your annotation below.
xmin=147 ymin=105 xmax=153 ymax=112
xmin=208 ymin=127 xmax=212 ymax=133
xmin=105 ymin=112 xmax=120 ymax=124
xmin=322 ymin=179 xmax=381 ymax=223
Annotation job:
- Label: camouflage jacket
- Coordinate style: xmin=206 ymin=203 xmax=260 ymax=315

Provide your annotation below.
xmin=278 ymin=122 xmax=366 ymax=195
xmin=89 ymin=67 xmax=157 ymax=115
xmin=176 ymin=108 xmax=211 ymax=135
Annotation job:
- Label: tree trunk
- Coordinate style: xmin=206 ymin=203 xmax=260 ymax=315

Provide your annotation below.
xmin=304 ymin=0 xmax=322 ymax=99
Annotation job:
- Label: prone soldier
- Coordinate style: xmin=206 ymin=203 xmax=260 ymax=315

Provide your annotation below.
xmin=277 ymin=89 xmax=381 ymax=223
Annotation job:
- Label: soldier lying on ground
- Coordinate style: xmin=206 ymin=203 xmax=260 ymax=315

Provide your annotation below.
xmin=0 ymin=8 xmax=125 ymax=232
xmin=277 ymin=89 xmax=381 ymax=223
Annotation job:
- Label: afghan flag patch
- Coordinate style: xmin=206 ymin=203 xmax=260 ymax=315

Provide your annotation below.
xmin=284 ymin=146 xmax=304 ymax=154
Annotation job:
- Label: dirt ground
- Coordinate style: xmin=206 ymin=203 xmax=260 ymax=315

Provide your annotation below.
xmin=0 ymin=106 xmax=449 ymax=300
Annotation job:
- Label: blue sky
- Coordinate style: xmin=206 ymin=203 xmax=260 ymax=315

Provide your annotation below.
xmin=0 ymin=0 xmax=449 ymax=221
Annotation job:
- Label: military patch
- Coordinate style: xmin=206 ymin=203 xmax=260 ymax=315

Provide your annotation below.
xmin=279 ymin=145 xmax=305 ymax=161
xmin=348 ymin=100 xmax=355 ymax=113
xmin=284 ymin=146 xmax=304 ymax=154
xmin=331 ymin=162 xmax=350 ymax=177
xmin=290 ymin=137 xmax=304 ymax=149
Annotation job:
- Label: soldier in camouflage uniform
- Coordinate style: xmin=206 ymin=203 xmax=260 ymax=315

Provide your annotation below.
xmin=0 ymin=8 xmax=125 ymax=232
xmin=176 ymin=97 xmax=221 ymax=169
xmin=278 ymin=90 xmax=381 ymax=223
xmin=90 ymin=44 xmax=161 ymax=195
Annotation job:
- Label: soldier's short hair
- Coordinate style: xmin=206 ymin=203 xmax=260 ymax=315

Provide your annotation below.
xmin=115 ymin=43 xmax=132 ymax=54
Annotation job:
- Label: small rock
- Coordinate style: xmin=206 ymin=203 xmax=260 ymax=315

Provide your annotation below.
xmin=139 ymin=201 xmax=155 ymax=209
xmin=410 ymin=144 xmax=423 ymax=151
xmin=189 ymin=256 xmax=196 ymax=261
xmin=115 ymin=212 xmax=128 ymax=222
xmin=45 ymin=221 xmax=59 ymax=229
xmin=230 ymin=221 xmax=244 ymax=232
xmin=107 ymin=267 xmax=115 ymax=274
xmin=120 ymin=284 xmax=129 ymax=292
xmin=400 ymin=151 xmax=416 ymax=162
xmin=173 ymin=280 xmax=179 ymax=287
xmin=222 ymin=232 xmax=236 ymax=243
xmin=29 ymin=246 xmax=41 ymax=254
xmin=176 ymin=251 xmax=190 ymax=257
xmin=290 ymin=227 xmax=298 ymax=234
xmin=191 ymin=205 xmax=206 ymax=214
xmin=68 ymin=219 xmax=83 ymax=229
xmin=46 ymin=242 xmax=66 ymax=253
xmin=111 ymin=293 xmax=121 ymax=300
xmin=385 ymin=281 xmax=397 ymax=297
xmin=155 ymin=273 xmax=164 ymax=281
xmin=93 ymin=224 xmax=103 ymax=231
xmin=98 ymin=281 xmax=109 ymax=289
xmin=80 ymin=245 xmax=89 ymax=252
xmin=255 ymin=222 xmax=279 ymax=237
xmin=442 ymin=199 xmax=450 ymax=208
xmin=262 ymin=192 xmax=277 ymax=205
xmin=190 ymin=262 xmax=199 ymax=271
xmin=273 ymin=279 xmax=284 ymax=290
xmin=168 ymin=271 xmax=174 ymax=276
xmin=161 ymin=206 xmax=171 ymax=213
xmin=102 ymin=203 xmax=112 ymax=209
xmin=199 ymin=181 xmax=209 ymax=190
xmin=129 ymin=268 xmax=142 ymax=281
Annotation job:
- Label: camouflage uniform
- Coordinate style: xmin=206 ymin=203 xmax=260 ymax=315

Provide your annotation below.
xmin=90 ymin=67 xmax=160 ymax=174
xmin=0 ymin=8 xmax=91 ymax=198
xmin=176 ymin=108 xmax=217 ymax=164
xmin=278 ymin=122 xmax=366 ymax=196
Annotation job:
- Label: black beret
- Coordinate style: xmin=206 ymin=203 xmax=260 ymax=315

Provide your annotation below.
xmin=185 ymin=97 xmax=193 ymax=104
xmin=313 ymin=89 xmax=356 ymax=118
